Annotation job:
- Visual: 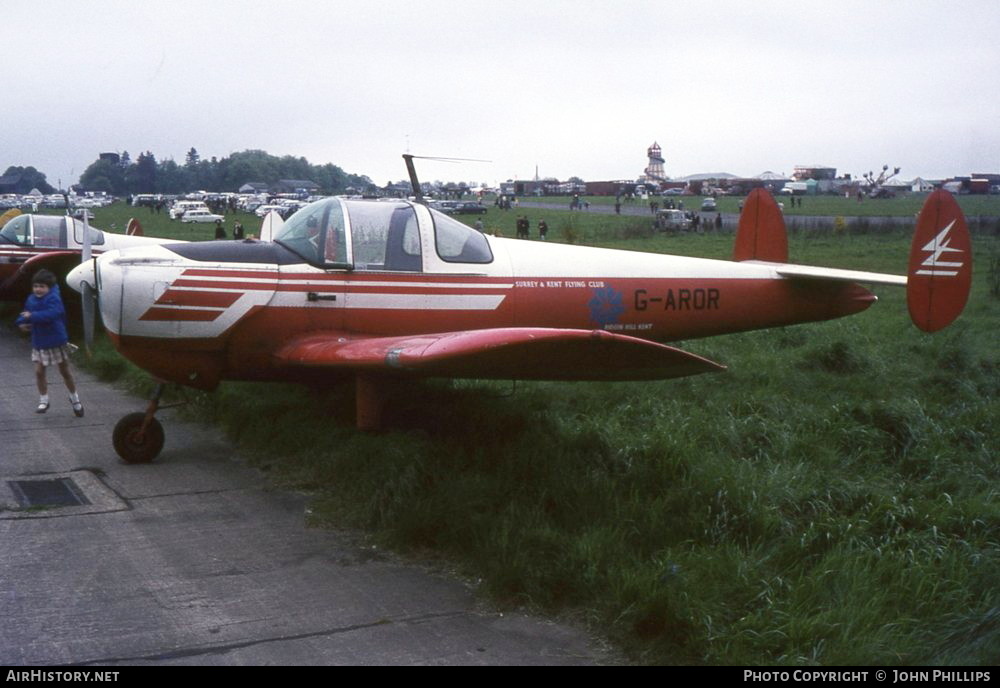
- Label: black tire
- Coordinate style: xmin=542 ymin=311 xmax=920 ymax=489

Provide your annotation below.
xmin=112 ymin=412 xmax=164 ymax=464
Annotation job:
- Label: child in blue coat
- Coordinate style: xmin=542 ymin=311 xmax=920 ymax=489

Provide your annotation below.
xmin=15 ymin=269 xmax=84 ymax=416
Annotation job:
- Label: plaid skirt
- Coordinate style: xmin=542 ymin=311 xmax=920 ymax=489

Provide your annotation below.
xmin=31 ymin=343 xmax=77 ymax=367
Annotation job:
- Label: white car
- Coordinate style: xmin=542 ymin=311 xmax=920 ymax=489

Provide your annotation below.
xmin=180 ymin=209 xmax=224 ymax=223
xmin=170 ymin=201 xmax=209 ymax=220
xmin=255 ymin=204 xmax=287 ymax=218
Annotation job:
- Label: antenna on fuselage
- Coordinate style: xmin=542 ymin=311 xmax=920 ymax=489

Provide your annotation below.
xmin=402 ymin=154 xmax=492 ymax=205
xmin=403 ymin=154 xmax=424 ymax=204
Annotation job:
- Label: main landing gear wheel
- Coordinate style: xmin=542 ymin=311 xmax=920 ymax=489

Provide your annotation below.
xmin=113 ymin=412 xmax=165 ymax=464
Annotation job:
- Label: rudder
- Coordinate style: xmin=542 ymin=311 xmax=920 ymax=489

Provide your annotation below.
xmin=733 ymin=188 xmax=788 ymax=262
xmin=907 ymin=190 xmax=972 ymax=332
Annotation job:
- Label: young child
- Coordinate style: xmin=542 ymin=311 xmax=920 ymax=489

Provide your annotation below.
xmin=15 ymin=269 xmax=84 ymax=416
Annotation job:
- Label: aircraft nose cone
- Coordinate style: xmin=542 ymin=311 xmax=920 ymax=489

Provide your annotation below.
xmin=66 ymin=260 xmax=96 ymax=295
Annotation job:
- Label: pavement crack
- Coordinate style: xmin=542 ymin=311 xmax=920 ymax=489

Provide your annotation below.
xmin=129 ymin=487 xmax=254 ymax=501
xmin=69 ymin=610 xmax=469 ymax=665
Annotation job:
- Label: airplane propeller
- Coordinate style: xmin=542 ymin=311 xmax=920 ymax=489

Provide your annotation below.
xmin=78 ymin=213 xmax=97 ymax=355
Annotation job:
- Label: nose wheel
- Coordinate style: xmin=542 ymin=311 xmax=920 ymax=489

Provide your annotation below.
xmin=112 ymin=383 xmax=167 ymax=463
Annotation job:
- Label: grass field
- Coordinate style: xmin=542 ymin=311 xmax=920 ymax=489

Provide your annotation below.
xmin=41 ymin=201 xmax=1000 ymax=665
xmin=512 ymin=193 xmax=1000 ymax=219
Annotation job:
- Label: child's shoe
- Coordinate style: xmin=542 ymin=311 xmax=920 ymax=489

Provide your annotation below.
xmin=36 ymin=396 xmax=49 ymax=414
xmin=70 ymin=394 xmax=84 ymax=418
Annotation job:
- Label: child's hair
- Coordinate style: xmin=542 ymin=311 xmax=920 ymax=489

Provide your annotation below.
xmin=32 ymin=269 xmax=57 ymax=287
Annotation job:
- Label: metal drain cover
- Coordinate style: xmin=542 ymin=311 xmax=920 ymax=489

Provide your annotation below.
xmin=0 ymin=470 xmax=128 ymax=519
xmin=7 ymin=478 xmax=90 ymax=508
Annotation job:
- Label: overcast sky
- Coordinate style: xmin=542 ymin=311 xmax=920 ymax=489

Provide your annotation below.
xmin=4 ymin=1 xmax=998 ymax=189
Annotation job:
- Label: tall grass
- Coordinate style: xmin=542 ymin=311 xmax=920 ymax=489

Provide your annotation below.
xmin=65 ymin=211 xmax=999 ymax=665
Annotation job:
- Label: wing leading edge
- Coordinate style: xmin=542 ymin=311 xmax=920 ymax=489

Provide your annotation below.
xmin=275 ymin=327 xmax=726 ymax=381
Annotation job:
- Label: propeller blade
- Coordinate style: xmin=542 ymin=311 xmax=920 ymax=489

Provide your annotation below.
xmin=80 ymin=213 xmax=95 ymax=354
xmin=81 ymin=281 xmax=95 ymax=356
xmin=81 ymin=212 xmax=93 ymax=263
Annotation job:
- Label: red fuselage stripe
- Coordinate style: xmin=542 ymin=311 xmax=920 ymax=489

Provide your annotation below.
xmin=155 ymin=289 xmax=243 ymax=308
xmin=139 ymin=307 xmax=223 ymax=322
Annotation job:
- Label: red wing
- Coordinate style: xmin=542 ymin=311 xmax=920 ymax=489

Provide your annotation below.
xmin=1 ymin=251 xmax=80 ymax=295
xmin=274 ymin=327 xmax=726 ymax=381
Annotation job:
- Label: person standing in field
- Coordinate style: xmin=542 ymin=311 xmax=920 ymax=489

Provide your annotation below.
xmin=15 ymin=270 xmax=84 ymax=416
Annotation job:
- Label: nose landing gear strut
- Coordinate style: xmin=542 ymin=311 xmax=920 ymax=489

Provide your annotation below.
xmin=112 ymin=383 xmax=177 ymax=464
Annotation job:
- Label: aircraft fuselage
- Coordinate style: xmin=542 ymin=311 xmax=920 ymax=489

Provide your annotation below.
xmin=88 ymin=229 xmax=873 ymax=390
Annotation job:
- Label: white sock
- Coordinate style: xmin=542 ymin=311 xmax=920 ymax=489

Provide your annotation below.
xmin=39 ymin=395 xmax=49 ymax=404
xmin=69 ymin=392 xmax=80 ymax=403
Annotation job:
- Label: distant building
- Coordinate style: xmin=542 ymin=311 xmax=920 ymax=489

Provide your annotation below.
xmin=99 ymin=152 xmax=120 ymax=165
xmin=585 ymin=180 xmax=636 ymax=196
xmin=0 ymin=173 xmax=22 ymax=194
xmin=238 ymin=182 xmax=269 ymax=194
xmin=793 ymin=166 xmax=837 ymax=181
xmin=271 ymin=179 xmax=320 ymax=195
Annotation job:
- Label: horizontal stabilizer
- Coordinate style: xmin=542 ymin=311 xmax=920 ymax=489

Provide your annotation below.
xmin=734 ymin=188 xmax=788 ymax=262
xmin=749 ymin=261 xmax=907 ymax=286
xmin=275 ymin=327 xmax=726 ymax=381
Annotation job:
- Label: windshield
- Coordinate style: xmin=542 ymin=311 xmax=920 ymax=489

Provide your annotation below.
xmin=0 ymin=214 xmax=31 ymax=244
xmin=275 ymin=197 xmax=348 ymax=267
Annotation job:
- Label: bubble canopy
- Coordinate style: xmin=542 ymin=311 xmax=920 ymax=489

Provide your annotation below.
xmin=275 ymin=197 xmax=492 ymax=270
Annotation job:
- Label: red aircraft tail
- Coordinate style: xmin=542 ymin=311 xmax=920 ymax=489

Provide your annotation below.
xmin=126 ymin=218 xmax=144 ymax=236
xmin=733 ymin=188 xmax=788 ymax=262
xmin=907 ymin=190 xmax=972 ymax=332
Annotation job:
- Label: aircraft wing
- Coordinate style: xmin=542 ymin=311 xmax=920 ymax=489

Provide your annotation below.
xmin=1 ymin=251 xmax=81 ymax=295
xmin=274 ymin=327 xmax=726 ymax=381
xmin=748 ymin=261 xmax=908 ymax=286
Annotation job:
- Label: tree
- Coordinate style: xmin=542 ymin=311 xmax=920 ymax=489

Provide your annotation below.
xmin=79 ymin=159 xmax=124 ymax=194
xmin=156 ymin=159 xmax=187 ymax=195
xmin=2 ymin=166 xmax=55 ymax=194
xmin=126 ymin=151 xmax=158 ymax=194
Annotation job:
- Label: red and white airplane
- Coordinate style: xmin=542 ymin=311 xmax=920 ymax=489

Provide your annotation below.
xmin=0 ymin=210 xmax=170 ymax=302
xmin=66 ymin=181 xmax=972 ymax=463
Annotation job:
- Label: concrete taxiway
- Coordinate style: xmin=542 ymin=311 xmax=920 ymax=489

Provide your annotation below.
xmin=0 ymin=327 xmax=609 ymax=665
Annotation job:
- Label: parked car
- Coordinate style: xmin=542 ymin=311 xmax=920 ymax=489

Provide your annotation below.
xmin=180 ymin=209 xmax=225 ymax=223
xmin=452 ymin=201 xmax=488 ymax=215
xmin=170 ymin=201 xmax=209 ymax=220
xmin=654 ymin=208 xmax=692 ymax=232
xmin=700 ymin=197 xmax=718 ymax=212
xmin=255 ymin=204 xmax=288 ymax=218
xmin=429 ymin=200 xmax=459 ymax=214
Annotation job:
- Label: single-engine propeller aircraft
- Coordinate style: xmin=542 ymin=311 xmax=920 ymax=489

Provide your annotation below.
xmin=66 ymin=158 xmax=973 ymax=463
xmin=0 ymin=210 xmax=173 ymax=303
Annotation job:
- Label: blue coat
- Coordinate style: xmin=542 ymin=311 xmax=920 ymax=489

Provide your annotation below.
xmin=16 ymin=284 xmax=70 ymax=350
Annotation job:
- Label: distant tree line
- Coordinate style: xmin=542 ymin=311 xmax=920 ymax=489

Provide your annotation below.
xmin=76 ymin=148 xmax=374 ymax=196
